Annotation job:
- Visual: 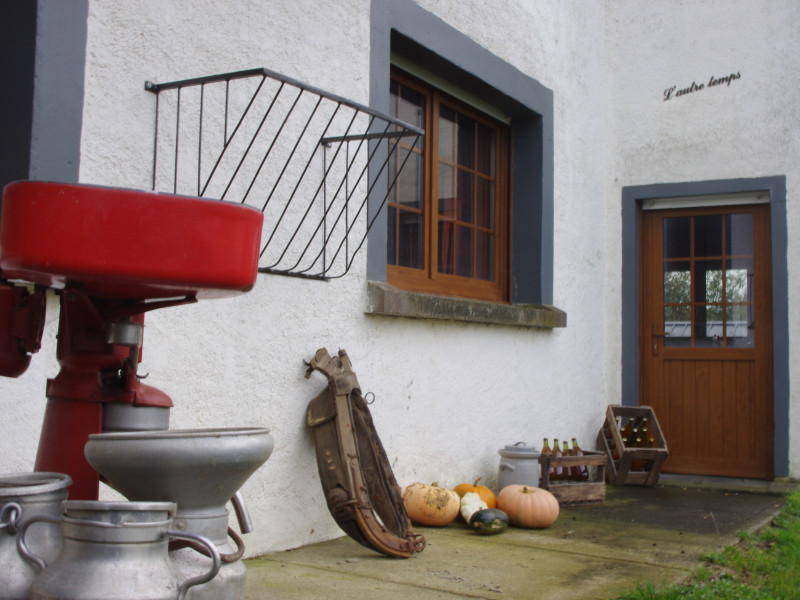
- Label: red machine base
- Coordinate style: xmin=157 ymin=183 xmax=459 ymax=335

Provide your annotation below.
xmin=34 ymin=399 xmax=103 ymax=500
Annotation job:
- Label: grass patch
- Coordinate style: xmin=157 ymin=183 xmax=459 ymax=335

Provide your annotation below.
xmin=615 ymin=492 xmax=800 ymax=600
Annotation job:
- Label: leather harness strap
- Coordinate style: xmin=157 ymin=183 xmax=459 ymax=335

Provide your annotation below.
xmin=305 ymin=348 xmax=425 ymax=558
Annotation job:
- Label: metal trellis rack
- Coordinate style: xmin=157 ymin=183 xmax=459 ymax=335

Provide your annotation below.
xmin=146 ymin=67 xmax=423 ymax=280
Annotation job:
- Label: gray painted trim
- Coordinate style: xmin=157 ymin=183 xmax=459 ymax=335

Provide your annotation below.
xmin=621 ymin=176 xmax=789 ymax=478
xmin=28 ymin=0 xmax=88 ymax=182
xmin=368 ymin=0 xmax=555 ymax=304
xmin=0 ymin=2 xmax=37 ymax=190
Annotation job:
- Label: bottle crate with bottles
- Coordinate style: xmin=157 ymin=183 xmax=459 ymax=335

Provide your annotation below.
xmin=538 ymin=437 xmax=607 ymax=505
xmin=596 ymin=405 xmax=669 ymax=486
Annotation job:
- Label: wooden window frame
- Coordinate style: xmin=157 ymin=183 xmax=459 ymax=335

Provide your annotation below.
xmin=387 ymin=70 xmax=509 ymax=303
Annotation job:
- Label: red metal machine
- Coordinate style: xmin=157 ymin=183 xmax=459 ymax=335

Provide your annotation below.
xmin=0 ymin=181 xmax=263 ymax=499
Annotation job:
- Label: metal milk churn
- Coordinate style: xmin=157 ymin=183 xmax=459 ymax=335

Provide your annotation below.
xmin=498 ymin=442 xmax=541 ymax=490
xmin=84 ymin=427 xmax=274 ymax=600
xmin=0 ymin=472 xmax=71 ymax=600
xmin=16 ymin=501 xmax=221 ymax=600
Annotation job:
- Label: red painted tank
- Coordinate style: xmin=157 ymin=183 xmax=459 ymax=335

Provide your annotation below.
xmin=0 ymin=181 xmax=264 ymax=300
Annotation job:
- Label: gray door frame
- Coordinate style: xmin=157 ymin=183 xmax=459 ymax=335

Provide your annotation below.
xmin=621 ymin=176 xmax=789 ymax=478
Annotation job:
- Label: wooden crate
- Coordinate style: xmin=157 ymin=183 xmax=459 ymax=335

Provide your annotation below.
xmin=596 ymin=405 xmax=669 ymax=487
xmin=538 ymin=450 xmax=607 ymax=506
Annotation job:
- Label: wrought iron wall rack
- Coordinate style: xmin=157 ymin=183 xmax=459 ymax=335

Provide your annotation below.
xmin=146 ymin=67 xmax=423 ymax=280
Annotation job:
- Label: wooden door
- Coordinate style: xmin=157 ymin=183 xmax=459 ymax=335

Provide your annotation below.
xmin=640 ymin=204 xmax=773 ymax=479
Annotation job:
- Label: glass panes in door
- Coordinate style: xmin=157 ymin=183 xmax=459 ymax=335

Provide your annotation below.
xmin=662 ymin=213 xmax=755 ymax=348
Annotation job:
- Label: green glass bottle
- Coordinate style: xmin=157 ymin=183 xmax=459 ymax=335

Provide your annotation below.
xmin=542 ymin=438 xmax=554 ymax=482
xmin=562 ymin=440 xmax=575 ymax=480
xmin=571 ymin=438 xmax=589 ymax=481
xmin=552 ymin=438 xmax=563 ymax=480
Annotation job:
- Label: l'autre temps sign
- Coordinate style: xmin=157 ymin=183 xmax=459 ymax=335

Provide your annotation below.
xmin=663 ymin=71 xmax=741 ymax=101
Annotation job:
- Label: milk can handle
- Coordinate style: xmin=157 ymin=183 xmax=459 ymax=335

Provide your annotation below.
xmin=1 ymin=502 xmax=23 ymax=535
xmin=499 ymin=462 xmax=515 ymax=471
xmin=16 ymin=514 xmax=61 ymax=571
xmin=165 ymin=530 xmax=221 ymax=600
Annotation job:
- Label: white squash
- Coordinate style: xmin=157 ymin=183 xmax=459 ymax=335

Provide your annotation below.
xmin=460 ymin=491 xmax=489 ymax=522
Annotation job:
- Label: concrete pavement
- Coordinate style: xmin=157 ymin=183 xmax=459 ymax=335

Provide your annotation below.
xmin=244 ymin=479 xmax=793 ymax=599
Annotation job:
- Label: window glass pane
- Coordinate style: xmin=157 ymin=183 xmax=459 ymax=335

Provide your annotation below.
xmin=475 ymin=177 xmax=494 ymax=229
xmin=724 ymin=254 xmax=754 ymax=348
xmin=695 ymin=304 xmax=722 ymax=347
xmin=398 ymin=211 xmax=423 ymax=269
xmin=439 ymin=105 xmax=476 ymax=169
xmin=476 ymin=123 xmax=495 ymax=176
xmin=475 ymin=230 xmax=493 ymax=281
xmin=694 ymin=215 xmax=722 ymax=257
xmin=457 ymin=170 xmax=473 ymax=223
xmin=664 ymin=260 xmax=691 ymax=347
xmin=694 ymin=305 xmax=722 ymax=348
xmin=390 ymin=151 xmax=423 ymax=210
xmin=455 ymin=225 xmax=473 ymax=277
xmin=727 ymin=213 xmax=753 ymax=256
xmin=696 ymin=260 xmax=723 ymax=304
xmin=664 ymin=261 xmax=691 ymax=304
xmin=438 ymin=221 xmax=454 ymax=274
xmin=392 ymin=83 xmax=425 ymax=129
xmin=725 ymin=259 xmax=751 ymax=304
xmin=665 ymin=304 xmax=691 ymax=324
xmin=456 ymin=113 xmax=475 ymax=169
xmin=438 ymin=163 xmax=455 ymax=218
xmin=390 ymin=80 xmax=399 ymax=120
xmin=389 ymin=78 xmax=425 ymax=272
xmin=387 ymin=207 xmax=396 ymax=265
xmin=725 ymin=304 xmax=754 ymax=347
xmin=705 ymin=302 xmax=724 ymax=325
xmin=664 ymin=309 xmax=692 ymax=347
xmin=663 ymin=217 xmax=690 ymax=258
xmin=439 ymin=105 xmax=457 ymax=163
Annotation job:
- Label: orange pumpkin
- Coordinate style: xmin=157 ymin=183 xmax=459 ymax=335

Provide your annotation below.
xmin=403 ymin=482 xmax=460 ymax=526
xmin=496 ymin=485 xmax=559 ymax=528
xmin=453 ymin=477 xmax=497 ymax=509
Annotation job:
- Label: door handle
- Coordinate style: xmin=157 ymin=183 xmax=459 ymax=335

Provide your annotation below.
xmin=652 ymin=329 xmax=669 ymax=356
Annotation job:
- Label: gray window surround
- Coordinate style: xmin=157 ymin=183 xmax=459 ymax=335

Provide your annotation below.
xmin=0 ymin=0 xmax=87 ymax=191
xmin=0 ymin=1 xmax=37 ymax=190
xmin=621 ymin=176 xmax=789 ymax=478
xmin=366 ymin=0 xmax=562 ymax=328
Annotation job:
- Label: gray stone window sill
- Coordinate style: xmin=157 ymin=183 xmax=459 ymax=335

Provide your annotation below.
xmin=365 ymin=281 xmax=567 ymax=328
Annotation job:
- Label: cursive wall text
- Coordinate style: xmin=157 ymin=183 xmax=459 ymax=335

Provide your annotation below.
xmin=664 ymin=71 xmax=741 ymax=101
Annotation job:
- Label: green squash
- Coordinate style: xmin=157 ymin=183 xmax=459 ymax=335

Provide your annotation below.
xmin=469 ymin=508 xmax=509 ymax=535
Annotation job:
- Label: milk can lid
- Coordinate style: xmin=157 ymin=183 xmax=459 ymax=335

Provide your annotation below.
xmin=498 ymin=441 xmax=539 ymax=458
xmin=0 ymin=472 xmax=72 ymax=499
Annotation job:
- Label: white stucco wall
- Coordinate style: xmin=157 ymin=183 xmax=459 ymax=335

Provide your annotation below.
xmin=605 ymin=0 xmax=800 ymax=478
xmin=1 ymin=0 xmax=796 ymax=557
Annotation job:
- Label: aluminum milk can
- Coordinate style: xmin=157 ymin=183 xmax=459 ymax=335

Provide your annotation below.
xmin=17 ymin=501 xmax=220 ymax=600
xmin=498 ymin=442 xmax=541 ymax=490
xmin=0 ymin=472 xmax=71 ymax=600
